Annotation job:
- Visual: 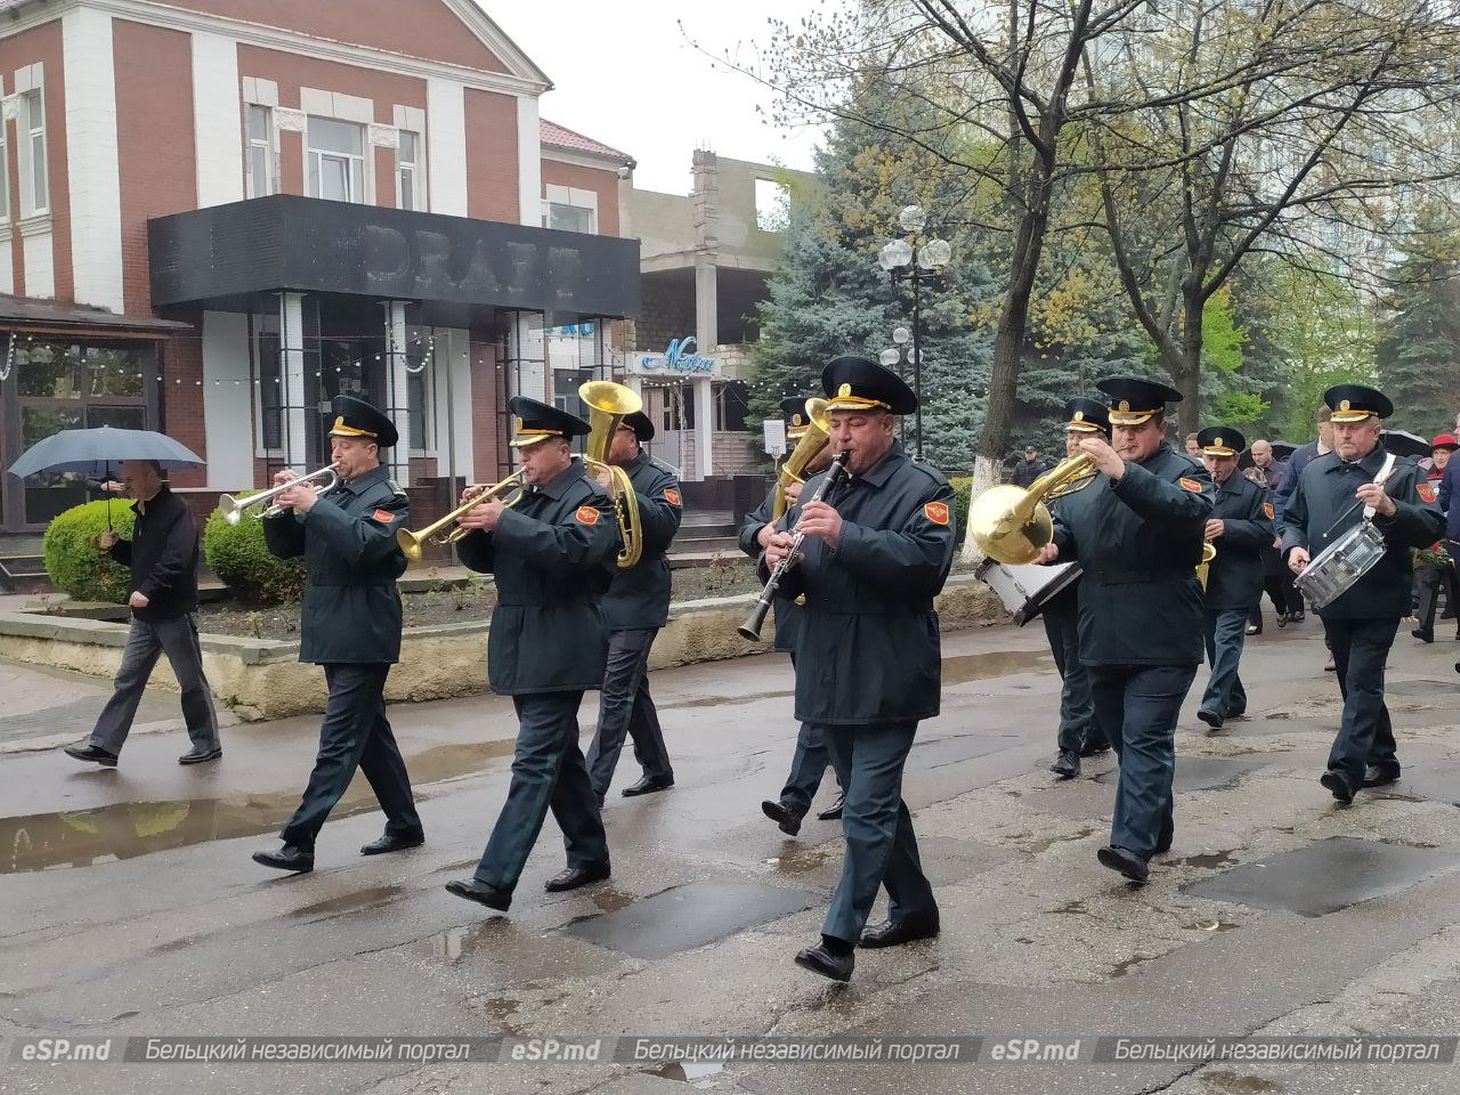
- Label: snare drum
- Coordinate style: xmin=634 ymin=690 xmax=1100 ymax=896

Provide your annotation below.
xmin=1294 ymin=521 xmax=1387 ymax=609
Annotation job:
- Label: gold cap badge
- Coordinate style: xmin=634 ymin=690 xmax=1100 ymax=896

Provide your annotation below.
xmin=1119 ymin=400 xmax=1130 ymax=412
xmin=1339 ymin=400 xmax=1351 ymax=412
xmin=838 ymin=383 xmax=852 ymax=398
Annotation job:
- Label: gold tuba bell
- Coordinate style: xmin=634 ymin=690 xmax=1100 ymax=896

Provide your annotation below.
xmin=1196 ymin=541 xmax=1217 ymax=590
xmin=773 ymin=398 xmax=831 ymax=521
xmin=580 ymin=380 xmax=644 ymax=570
xmin=968 ymin=454 xmax=1096 ymax=564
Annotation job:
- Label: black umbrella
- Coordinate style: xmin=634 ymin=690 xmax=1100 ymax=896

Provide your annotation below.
xmin=1381 ymin=430 xmax=1430 ymax=459
xmin=8 ymin=427 xmax=203 ymax=528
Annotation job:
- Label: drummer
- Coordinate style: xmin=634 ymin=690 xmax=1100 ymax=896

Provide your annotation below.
xmin=1278 ymin=384 xmax=1444 ymax=802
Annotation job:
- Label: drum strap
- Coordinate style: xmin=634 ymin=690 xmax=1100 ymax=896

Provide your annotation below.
xmin=1319 ymin=452 xmax=1398 ymax=540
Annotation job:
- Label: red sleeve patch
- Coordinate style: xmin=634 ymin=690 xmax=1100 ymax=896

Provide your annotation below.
xmin=1179 ymin=477 xmax=1203 ymax=492
xmin=1263 ymin=501 xmax=1275 ymax=520
xmin=664 ymin=487 xmax=682 ymax=506
xmin=923 ymin=500 xmax=950 ymax=526
xmin=575 ymin=505 xmax=601 ymax=526
xmin=370 ymin=508 xmax=397 ymax=524
xmin=1418 ymin=482 xmax=1438 ymax=503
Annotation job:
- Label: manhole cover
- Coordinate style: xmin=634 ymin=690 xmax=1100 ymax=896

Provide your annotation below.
xmin=1095 ymin=756 xmax=1263 ymax=792
xmin=1182 ymin=837 xmax=1460 ymax=917
xmin=910 ymin=733 xmax=1019 ymax=769
xmin=555 ymin=881 xmax=817 ymax=958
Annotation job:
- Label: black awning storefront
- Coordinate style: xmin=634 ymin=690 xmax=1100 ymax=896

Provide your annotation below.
xmin=147 ymin=195 xmax=641 ymax=326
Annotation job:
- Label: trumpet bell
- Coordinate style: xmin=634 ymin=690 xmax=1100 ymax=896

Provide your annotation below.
xmin=969 ymin=485 xmax=1054 ymax=565
xmin=218 ymin=495 xmax=244 ymax=525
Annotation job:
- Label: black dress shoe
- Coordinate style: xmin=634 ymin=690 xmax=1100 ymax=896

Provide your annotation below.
xmin=1413 ymin=628 xmax=1435 ymax=644
xmin=1290 ymin=610 xmax=1305 ymax=623
xmin=1097 ymin=845 xmax=1149 ymax=883
xmin=860 ymin=911 xmax=940 ymax=948
xmin=1361 ymin=763 xmax=1401 ymax=788
xmin=794 ymin=942 xmax=854 ymax=982
xmin=1079 ymin=737 xmax=1111 ymax=757
xmin=251 ymin=845 xmax=314 ymax=873
xmin=63 ymin=742 xmax=118 ymax=767
xmin=761 ymin=799 xmax=803 ymax=836
xmin=544 ymin=861 xmax=611 ymax=892
xmin=621 ymin=774 xmax=674 ymax=797
xmin=1246 ymin=622 xmax=1261 ymax=636
xmin=816 ymin=791 xmax=845 ymax=821
xmin=360 ymin=830 xmax=424 ymax=856
xmin=1276 ymin=612 xmax=1288 ymax=628
xmin=445 ymin=878 xmax=511 ymax=912
xmin=178 ymin=745 xmax=222 ymax=765
xmin=1196 ymin=709 xmax=1224 ymax=732
xmin=1320 ymin=769 xmax=1355 ymax=804
xmin=1050 ymin=750 xmax=1080 ymax=779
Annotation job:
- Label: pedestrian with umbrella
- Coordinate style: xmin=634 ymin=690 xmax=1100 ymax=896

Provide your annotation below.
xmin=8 ymin=427 xmax=222 ymax=768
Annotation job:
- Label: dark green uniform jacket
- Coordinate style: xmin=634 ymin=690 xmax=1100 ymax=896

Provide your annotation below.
xmin=1205 ymin=471 xmax=1273 ymax=612
xmin=456 ymin=460 xmax=617 ymax=694
xmin=738 ymin=481 xmax=803 ymax=653
xmin=766 ymin=442 xmax=956 ymax=726
xmin=262 ymin=464 xmax=409 ymax=665
xmin=1052 ymin=444 xmax=1215 ymax=667
xmin=601 ymin=449 xmax=684 ymax=631
xmin=1278 ymin=447 xmax=1444 ymax=619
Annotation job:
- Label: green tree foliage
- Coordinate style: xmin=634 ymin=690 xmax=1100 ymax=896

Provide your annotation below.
xmin=1376 ymin=225 xmax=1460 ymax=440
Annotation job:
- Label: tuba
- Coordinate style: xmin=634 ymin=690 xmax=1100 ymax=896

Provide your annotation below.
xmin=968 ymin=455 xmax=1096 ymax=564
xmin=395 ymin=471 xmax=526 ymax=562
xmin=579 ymin=380 xmax=644 ymax=570
xmin=772 ymin=398 xmax=831 ymax=521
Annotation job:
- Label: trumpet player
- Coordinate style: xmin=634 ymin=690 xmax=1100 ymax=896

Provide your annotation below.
xmin=762 ymin=357 xmax=955 ymax=983
xmin=1195 ymin=427 xmax=1272 ymax=733
xmin=1034 ymin=378 xmax=1213 ymax=883
xmin=445 ymin=397 xmax=618 ymax=913
xmin=251 ymin=396 xmax=422 ymax=873
xmin=584 ymin=409 xmax=683 ymax=805
xmin=1278 ymin=385 xmax=1443 ymax=803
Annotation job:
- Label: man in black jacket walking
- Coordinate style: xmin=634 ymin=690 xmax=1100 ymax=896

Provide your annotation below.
xmin=63 ymin=460 xmax=221 ymax=767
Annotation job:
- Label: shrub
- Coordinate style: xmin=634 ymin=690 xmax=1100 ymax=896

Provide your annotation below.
xmin=42 ymin=500 xmax=136 ymax=603
xmin=950 ymin=476 xmax=973 ymax=536
xmin=203 ymin=504 xmax=306 ymax=605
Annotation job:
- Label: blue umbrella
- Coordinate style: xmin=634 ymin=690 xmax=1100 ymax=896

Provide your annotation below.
xmin=7 ymin=427 xmax=204 ymax=528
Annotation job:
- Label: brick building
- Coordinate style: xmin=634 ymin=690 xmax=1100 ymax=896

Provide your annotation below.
xmin=0 ymin=0 xmax=637 ymax=533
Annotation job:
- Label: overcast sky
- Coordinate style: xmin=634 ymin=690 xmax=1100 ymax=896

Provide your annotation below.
xmin=483 ymin=1 xmax=827 ymax=195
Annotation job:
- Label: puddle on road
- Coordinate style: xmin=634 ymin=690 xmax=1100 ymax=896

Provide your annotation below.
xmin=428 ymin=919 xmax=513 ymax=960
xmin=1180 ymin=851 xmax=1236 ymax=869
xmin=287 ymin=884 xmax=406 ymax=922
xmin=0 ymin=740 xmax=517 ymax=874
xmin=591 ymin=887 xmax=636 ymax=912
xmin=942 ymin=649 xmax=1052 ymax=685
xmin=767 ymin=847 xmax=831 ymax=874
xmin=647 ymin=1060 xmax=727 ymax=1085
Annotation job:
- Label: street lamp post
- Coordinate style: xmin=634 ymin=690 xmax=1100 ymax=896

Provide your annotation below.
xmin=878 ymin=205 xmax=951 ymax=460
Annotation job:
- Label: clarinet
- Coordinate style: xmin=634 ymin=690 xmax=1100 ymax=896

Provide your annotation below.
xmin=738 ymin=451 xmax=851 ymax=640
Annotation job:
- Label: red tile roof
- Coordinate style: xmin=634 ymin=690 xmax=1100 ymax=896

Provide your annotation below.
xmin=540 ymin=119 xmax=634 ymax=168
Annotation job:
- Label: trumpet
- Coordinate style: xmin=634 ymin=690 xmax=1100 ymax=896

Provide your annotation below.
xmin=580 ymin=380 xmax=644 ymax=570
xmin=218 ymin=465 xmax=339 ymax=524
xmin=395 ymin=471 xmax=527 ymax=562
xmin=773 ymin=398 xmax=831 ymax=521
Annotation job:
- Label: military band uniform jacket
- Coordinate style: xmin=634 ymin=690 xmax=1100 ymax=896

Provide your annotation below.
xmin=739 ymin=481 xmax=803 ymax=653
xmin=1205 ymin=471 xmax=1273 ymax=612
xmin=600 ymin=450 xmax=684 ymax=630
xmin=1051 ymin=445 xmax=1215 ymax=666
xmin=765 ymin=442 xmax=956 ymax=726
xmin=263 ymin=465 xmax=409 ymax=665
xmin=456 ymin=461 xmax=617 ymax=694
xmin=1278 ymin=448 xmax=1444 ymax=619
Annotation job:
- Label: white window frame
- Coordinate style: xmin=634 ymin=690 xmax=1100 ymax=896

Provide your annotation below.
xmin=245 ymin=103 xmax=275 ymax=199
xmin=306 ymin=116 xmax=367 ymax=205
xmin=542 ymin=184 xmax=598 ymax=235
xmin=396 ymin=129 xmax=424 ymax=212
xmin=19 ymin=87 xmax=47 ymax=218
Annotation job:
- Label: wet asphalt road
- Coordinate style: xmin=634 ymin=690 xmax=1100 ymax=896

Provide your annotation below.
xmin=5 ymin=619 xmax=1460 ymax=1094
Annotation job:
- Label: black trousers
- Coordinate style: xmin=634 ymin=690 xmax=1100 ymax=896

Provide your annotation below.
xmin=1322 ymin=617 xmax=1400 ymax=786
xmin=777 ymin=651 xmax=836 ymax=816
xmin=280 ymin=663 xmax=421 ymax=851
xmin=585 ymin=628 xmax=673 ymax=796
xmin=1415 ymin=549 xmax=1458 ymax=633
xmin=474 ymin=691 xmax=609 ymax=893
xmin=1041 ymin=595 xmax=1100 ymax=752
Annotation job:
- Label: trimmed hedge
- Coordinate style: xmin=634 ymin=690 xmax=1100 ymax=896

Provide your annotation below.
xmin=42 ymin=500 xmax=136 ymax=603
xmin=951 ymin=476 xmax=973 ymax=536
xmin=203 ymin=503 xmax=306 ymax=605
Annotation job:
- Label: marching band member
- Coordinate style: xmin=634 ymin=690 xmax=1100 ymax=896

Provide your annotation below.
xmin=252 ymin=396 xmax=422 ymax=873
xmin=762 ymin=357 xmax=955 ymax=982
xmin=1036 ymin=378 xmax=1214 ymax=882
xmin=1195 ymin=427 xmax=1272 ymax=732
xmin=584 ymin=409 xmax=683 ymax=804
xmin=1279 ymin=385 xmax=1444 ymax=801
xmin=444 ymin=398 xmax=617 ymax=913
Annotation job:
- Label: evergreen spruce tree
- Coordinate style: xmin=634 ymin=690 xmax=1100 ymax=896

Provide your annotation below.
xmin=1376 ymin=243 xmax=1460 ymax=440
